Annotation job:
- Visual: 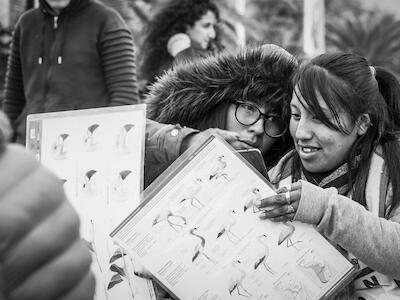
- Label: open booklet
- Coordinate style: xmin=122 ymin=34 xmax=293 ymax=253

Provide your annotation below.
xmin=111 ymin=134 xmax=358 ymax=300
xmin=26 ymin=105 xmax=156 ymax=300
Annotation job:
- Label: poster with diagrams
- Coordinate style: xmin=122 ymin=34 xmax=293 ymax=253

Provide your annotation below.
xmin=26 ymin=104 xmax=156 ymax=300
xmin=111 ymin=135 xmax=358 ymax=300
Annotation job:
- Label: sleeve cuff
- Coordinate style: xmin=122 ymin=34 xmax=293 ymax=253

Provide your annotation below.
xmin=293 ymin=180 xmax=336 ymax=225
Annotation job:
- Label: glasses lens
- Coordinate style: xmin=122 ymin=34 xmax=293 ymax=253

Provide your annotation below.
xmin=235 ymin=103 xmax=260 ymax=125
xmin=264 ymin=116 xmax=287 ymax=137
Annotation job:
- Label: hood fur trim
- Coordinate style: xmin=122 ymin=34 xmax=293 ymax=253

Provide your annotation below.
xmin=145 ymin=44 xmax=298 ymax=128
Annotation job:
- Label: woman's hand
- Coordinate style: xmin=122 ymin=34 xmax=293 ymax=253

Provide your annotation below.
xmin=254 ymin=182 xmax=302 ymax=222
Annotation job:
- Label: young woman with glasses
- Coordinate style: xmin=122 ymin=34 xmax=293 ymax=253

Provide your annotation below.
xmin=144 ymin=44 xmax=298 ymax=188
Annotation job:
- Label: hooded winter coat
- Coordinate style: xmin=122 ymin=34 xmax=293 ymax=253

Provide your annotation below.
xmin=144 ymin=45 xmax=298 ymax=187
xmin=3 ymin=0 xmax=138 ymax=144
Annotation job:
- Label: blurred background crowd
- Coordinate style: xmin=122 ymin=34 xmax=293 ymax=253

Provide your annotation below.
xmin=1 ymin=0 xmax=400 ymax=101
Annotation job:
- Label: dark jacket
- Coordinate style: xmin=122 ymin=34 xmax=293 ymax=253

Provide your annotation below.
xmin=3 ymin=0 xmax=138 ymax=143
xmin=144 ymin=45 xmax=297 ymax=186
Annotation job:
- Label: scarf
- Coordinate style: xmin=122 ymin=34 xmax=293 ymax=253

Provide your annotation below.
xmin=292 ymin=152 xmax=360 ymax=196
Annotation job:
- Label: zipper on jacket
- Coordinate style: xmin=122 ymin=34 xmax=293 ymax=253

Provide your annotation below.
xmin=53 ymin=16 xmax=58 ymax=29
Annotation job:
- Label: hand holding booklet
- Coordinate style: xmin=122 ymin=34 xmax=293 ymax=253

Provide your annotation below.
xmin=111 ymin=134 xmax=358 ymax=300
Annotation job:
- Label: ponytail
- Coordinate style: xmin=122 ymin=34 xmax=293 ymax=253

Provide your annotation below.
xmin=375 ymin=66 xmax=400 ymax=215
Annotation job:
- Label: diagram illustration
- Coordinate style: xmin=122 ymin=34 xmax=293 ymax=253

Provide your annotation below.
xmin=216 ymin=209 xmax=242 ymax=245
xmin=243 ymin=187 xmax=261 ymax=212
xmin=298 ymin=250 xmax=333 ymax=284
xmin=178 ymin=178 xmax=205 ymax=209
xmin=275 ymin=272 xmax=310 ymax=300
xmin=278 ymin=222 xmax=303 ymax=250
xmin=189 ymin=227 xmax=216 ymax=265
xmin=152 ymin=209 xmax=187 ymax=232
xmin=228 ymin=260 xmax=252 ymax=297
xmin=254 ymin=234 xmax=274 ymax=275
xmin=84 ymin=123 xmax=100 ymax=151
xmin=52 ymin=133 xmax=69 ymax=159
xmin=209 ymin=155 xmax=230 ymax=181
xmin=82 ymin=169 xmax=99 ymax=195
xmin=107 ymin=247 xmax=134 ymax=300
xmin=116 ymin=123 xmax=135 ymax=153
xmin=112 ymin=169 xmax=134 ymax=202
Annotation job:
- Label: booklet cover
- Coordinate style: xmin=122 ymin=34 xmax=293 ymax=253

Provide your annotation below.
xmin=26 ymin=104 xmax=156 ymax=300
xmin=111 ymin=134 xmax=357 ymax=300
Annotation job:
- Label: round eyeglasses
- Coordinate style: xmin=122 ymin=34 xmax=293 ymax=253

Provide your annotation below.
xmin=234 ymin=101 xmax=287 ymax=137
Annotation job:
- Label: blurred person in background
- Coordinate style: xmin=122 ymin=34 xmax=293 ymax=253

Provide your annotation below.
xmin=144 ymin=44 xmax=298 ymax=188
xmin=2 ymin=0 xmax=138 ymax=144
xmin=138 ymin=0 xmax=225 ymax=97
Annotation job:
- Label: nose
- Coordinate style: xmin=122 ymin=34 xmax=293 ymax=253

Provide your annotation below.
xmin=248 ymin=118 xmax=264 ymax=135
xmin=209 ymin=27 xmax=216 ymax=39
xmin=292 ymin=118 xmax=313 ymax=140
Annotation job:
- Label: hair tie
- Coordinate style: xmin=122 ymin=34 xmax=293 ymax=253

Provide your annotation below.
xmin=369 ymin=66 xmax=376 ymax=77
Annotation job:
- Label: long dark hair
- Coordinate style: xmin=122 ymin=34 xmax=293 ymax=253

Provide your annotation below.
xmin=292 ymin=52 xmax=400 ymax=214
xmin=138 ymin=0 xmax=219 ymax=85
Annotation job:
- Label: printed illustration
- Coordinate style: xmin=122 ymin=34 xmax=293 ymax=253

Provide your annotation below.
xmin=84 ymin=123 xmax=100 ymax=151
xmin=52 ymin=133 xmax=69 ymax=159
xmin=107 ymin=246 xmax=135 ymax=300
xmin=254 ymin=234 xmax=274 ymax=275
xmin=243 ymin=187 xmax=261 ymax=212
xmin=275 ymin=272 xmax=310 ymax=300
xmin=189 ymin=227 xmax=216 ymax=265
xmin=209 ymin=155 xmax=230 ymax=181
xmin=228 ymin=260 xmax=252 ymax=297
xmin=216 ymin=209 xmax=242 ymax=245
xmin=278 ymin=222 xmax=303 ymax=250
xmin=82 ymin=169 xmax=99 ymax=195
xmin=116 ymin=123 xmax=135 ymax=154
xmin=112 ymin=169 xmax=133 ymax=202
xmin=298 ymin=249 xmax=333 ymax=284
xmin=152 ymin=209 xmax=187 ymax=232
xmin=178 ymin=178 xmax=205 ymax=210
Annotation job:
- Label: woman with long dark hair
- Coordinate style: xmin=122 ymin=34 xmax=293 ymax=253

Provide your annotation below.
xmin=257 ymin=52 xmax=400 ymax=299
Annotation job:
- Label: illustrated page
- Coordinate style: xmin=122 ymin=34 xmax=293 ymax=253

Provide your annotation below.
xmin=112 ymin=135 xmax=355 ymax=300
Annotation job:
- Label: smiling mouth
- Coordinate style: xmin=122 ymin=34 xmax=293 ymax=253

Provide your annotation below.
xmin=299 ymin=146 xmax=320 ymax=154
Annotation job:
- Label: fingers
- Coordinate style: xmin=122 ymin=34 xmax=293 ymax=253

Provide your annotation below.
xmin=254 ymin=189 xmax=301 ymax=209
xmin=3 ymin=201 xmax=80 ymax=291
xmin=276 ymin=182 xmax=302 ymax=194
xmin=58 ymin=270 xmax=96 ymax=300
xmin=10 ymin=238 xmax=93 ymax=300
xmin=254 ymin=182 xmax=302 ymax=222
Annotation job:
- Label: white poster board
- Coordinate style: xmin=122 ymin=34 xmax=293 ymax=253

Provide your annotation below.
xmin=112 ymin=135 xmax=357 ymax=300
xmin=26 ymin=104 xmax=156 ymax=300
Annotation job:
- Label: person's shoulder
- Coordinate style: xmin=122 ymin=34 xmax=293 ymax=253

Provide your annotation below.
xmin=15 ymin=7 xmax=42 ymax=26
xmin=87 ymin=1 xmax=124 ymax=20
xmin=85 ymin=1 xmax=128 ymax=29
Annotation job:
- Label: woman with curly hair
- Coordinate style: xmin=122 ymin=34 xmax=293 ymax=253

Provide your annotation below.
xmin=138 ymin=0 xmax=224 ymax=96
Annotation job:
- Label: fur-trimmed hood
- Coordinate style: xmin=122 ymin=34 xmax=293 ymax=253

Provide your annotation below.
xmin=145 ymin=44 xmax=298 ymax=129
